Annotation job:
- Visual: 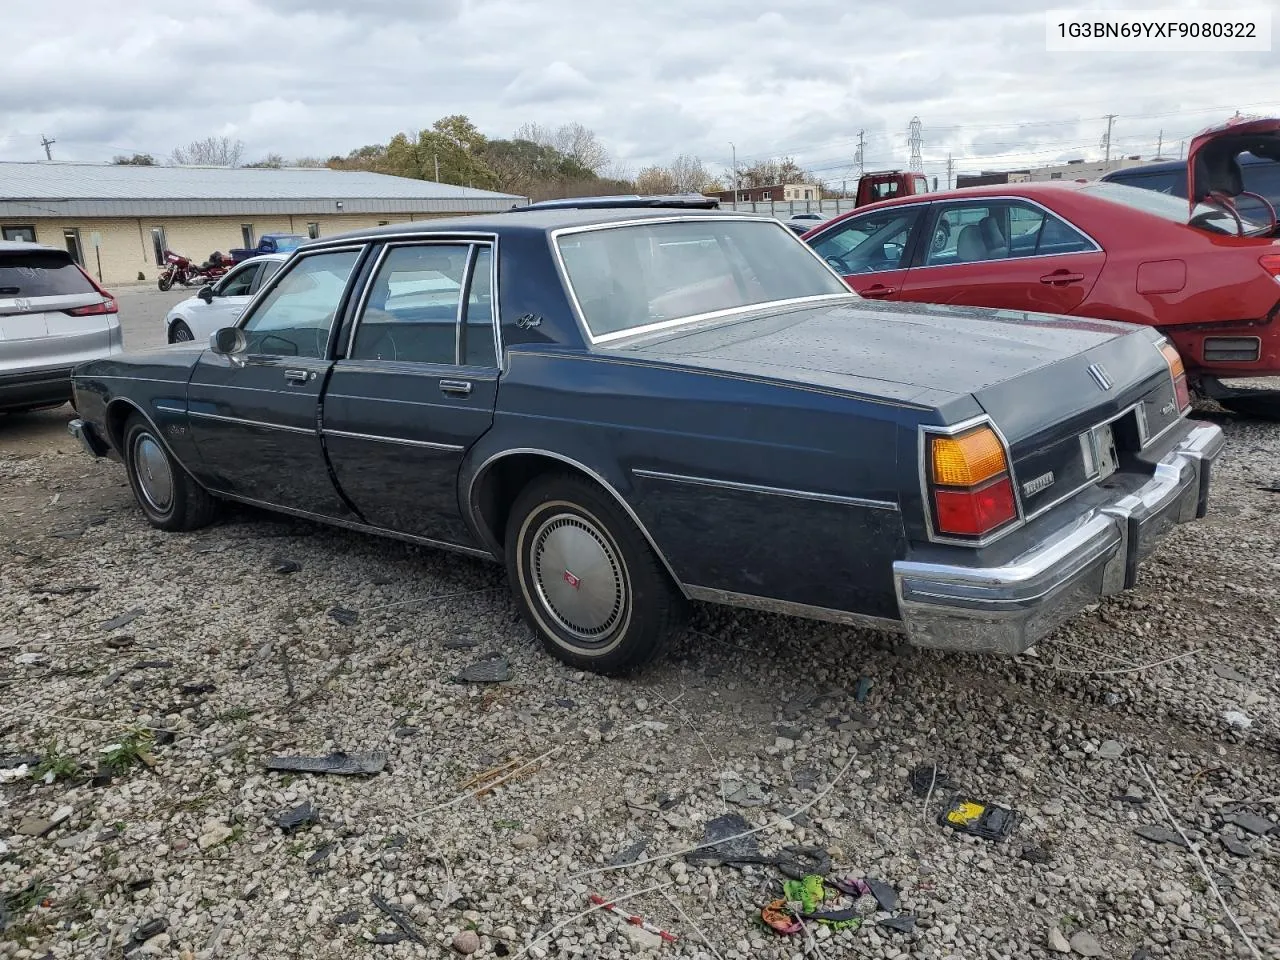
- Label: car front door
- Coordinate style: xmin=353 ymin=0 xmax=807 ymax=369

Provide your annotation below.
xmin=185 ymin=246 xmax=367 ymax=516
xmin=804 ymin=204 xmax=927 ymax=300
xmin=321 ymin=241 xmax=500 ymax=547
xmin=897 ymin=197 xmax=1106 ymax=315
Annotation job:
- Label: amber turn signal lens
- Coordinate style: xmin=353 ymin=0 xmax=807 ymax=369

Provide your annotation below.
xmin=931 ymin=426 xmax=1008 ymax=487
xmin=1158 ymin=341 xmax=1185 ymax=378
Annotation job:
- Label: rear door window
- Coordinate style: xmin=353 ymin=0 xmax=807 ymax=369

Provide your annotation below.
xmin=0 ymin=250 xmax=96 ymax=298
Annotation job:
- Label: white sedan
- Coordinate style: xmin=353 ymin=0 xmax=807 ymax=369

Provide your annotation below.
xmin=163 ymin=254 xmax=287 ymax=344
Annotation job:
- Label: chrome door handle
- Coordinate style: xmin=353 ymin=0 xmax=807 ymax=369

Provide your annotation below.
xmin=440 ymin=380 xmax=472 ymax=397
xmin=284 ymin=369 xmax=311 ymax=385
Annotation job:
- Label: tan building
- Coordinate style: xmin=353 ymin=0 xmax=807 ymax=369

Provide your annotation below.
xmin=0 ymin=162 xmax=524 ymax=286
xmin=708 ymin=182 xmax=821 ymax=204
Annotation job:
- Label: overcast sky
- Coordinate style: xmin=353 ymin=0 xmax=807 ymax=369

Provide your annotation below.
xmin=3 ymin=0 xmax=1276 ymax=185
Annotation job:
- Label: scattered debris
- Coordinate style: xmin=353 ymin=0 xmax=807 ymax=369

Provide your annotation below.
xmin=1133 ymin=825 xmax=1188 ymax=847
xmin=938 ymin=797 xmax=1019 ymax=841
xmin=1021 ymin=844 xmax=1053 ymax=865
xmin=1 ymin=754 xmax=40 ymax=771
xmin=273 ymin=559 xmax=301 ymax=574
xmin=180 ymin=682 xmax=217 ymax=696
xmin=589 ymin=893 xmax=678 ymax=944
xmin=1221 ymin=711 xmax=1253 ymax=730
xmin=909 ymin=764 xmax=958 ymax=798
xmin=458 ymin=756 xmax=543 ymax=798
xmin=334 ymin=910 xmax=360 ymax=925
xmin=442 ymin=635 xmax=479 ymax=650
xmin=684 ymin=813 xmax=829 ymax=877
xmin=105 ymin=635 xmax=135 ymax=650
xmin=853 ymin=676 xmax=873 ymax=702
xmin=266 ymin=751 xmax=385 ymax=776
xmin=721 ymin=775 xmax=768 ymax=807
xmin=31 ymin=583 xmax=99 ymax=595
xmin=307 ymin=841 xmax=336 ymax=869
xmin=371 ymin=932 xmax=407 ymax=945
xmin=132 ymin=918 xmax=168 ymax=942
xmin=14 ymin=652 xmax=46 ymax=666
xmin=1213 ymin=663 xmax=1249 ymax=682
xmin=1227 ymin=813 xmax=1276 ymax=836
xmin=100 ymin=608 xmax=145 ymax=631
xmin=1095 ymin=740 xmax=1124 ymax=760
xmin=276 ymin=802 xmax=320 ymax=832
xmin=1220 ymin=835 xmax=1254 ymax=858
xmin=879 ymin=915 xmax=917 ymax=934
xmin=455 ymin=653 xmax=512 ymax=683
xmin=0 ymin=764 xmax=31 ymax=784
xmin=328 ymin=606 xmax=359 ymax=626
xmin=865 ymin=877 xmax=898 ymax=912
xmin=370 ymin=892 xmax=428 ymax=947
xmin=609 ymin=838 xmax=649 ymax=867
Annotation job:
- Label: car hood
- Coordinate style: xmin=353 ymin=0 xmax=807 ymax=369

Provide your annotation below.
xmin=1187 ymin=116 xmax=1280 ymax=206
xmin=613 ymin=298 xmax=1137 ymax=398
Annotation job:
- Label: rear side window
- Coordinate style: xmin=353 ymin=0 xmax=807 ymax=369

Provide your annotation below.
xmin=0 ymin=251 xmax=95 ymax=298
xmin=1105 ymin=168 xmax=1185 ymax=197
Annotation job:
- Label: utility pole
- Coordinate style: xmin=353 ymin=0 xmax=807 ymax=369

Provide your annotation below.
xmin=729 ymin=141 xmax=738 ymax=199
xmin=40 ymin=135 xmax=55 ymax=160
xmin=946 ymin=153 xmax=954 ymax=190
xmin=1101 ymin=114 xmax=1118 ymax=168
xmin=1155 ymin=129 xmax=1163 ymax=160
xmin=434 ymin=154 xmax=440 ymax=182
xmin=855 ymin=130 xmax=865 ymax=178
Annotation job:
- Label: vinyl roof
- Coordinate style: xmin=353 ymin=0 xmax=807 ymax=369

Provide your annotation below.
xmin=0 ymin=161 xmax=525 ymax=218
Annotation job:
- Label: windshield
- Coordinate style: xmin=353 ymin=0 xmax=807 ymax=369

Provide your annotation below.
xmin=1081 ymin=181 xmax=1263 ymax=234
xmin=555 ymin=218 xmax=850 ymax=340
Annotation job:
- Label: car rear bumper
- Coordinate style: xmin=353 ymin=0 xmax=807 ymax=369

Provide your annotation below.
xmin=892 ymin=420 xmax=1225 ymax=655
xmin=68 ymin=417 xmax=112 ymax=458
xmin=0 ymin=366 xmax=74 ymax=411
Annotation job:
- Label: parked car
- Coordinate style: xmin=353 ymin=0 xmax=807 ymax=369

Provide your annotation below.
xmin=0 ymin=241 xmax=121 ymax=413
xmin=802 ymin=170 xmax=1280 ymax=415
xmin=164 ymin=254 xmax=287 ymax=343
xmin=67 ymin=207 xmax=1222 ymax=675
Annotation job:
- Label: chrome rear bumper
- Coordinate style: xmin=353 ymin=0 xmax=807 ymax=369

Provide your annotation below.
xmin=68 ymin=418 xmax=111 ymax=458
xmin=892 ymin=421 xmax=1225 ymax=655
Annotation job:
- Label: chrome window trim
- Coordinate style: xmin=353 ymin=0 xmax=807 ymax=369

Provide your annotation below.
xmin=547 ymin=215 xmax=857 ymax=347
xmin=236 ymin=243 xmax=369 ymax=337
xmin=917 ymin=195 xmax=1104 ymax=267
xmin=918 ymin=414 xmax=1026 ymax=548
xmin=465 ymin=447 xmax=690 ymax=597
xmin=683 ymin=585 xmax=904 ymax=633
xmin=302 ymin=229 xmax=501 ymax=251
xmin=322 ymin=428 xmax=464 ymax=452
xmin=455 ymin=245 xmax=478 ymax=363
xmin=631 ymin=468 xmax=899 ymax=512
xmin=343 ymin=239 xmax=502 ymax=371
xmin=187 ymin=410 xmax=316 ymax=436
xmin=211 ymin=490 xmax=494 ymax=560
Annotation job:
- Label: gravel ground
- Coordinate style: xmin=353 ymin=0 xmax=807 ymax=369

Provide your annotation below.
xmin=1 ymin=403 xmax=1278 ymax=960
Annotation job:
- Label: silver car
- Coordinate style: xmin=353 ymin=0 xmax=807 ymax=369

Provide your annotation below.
xmin=0 ymin=241 xmax=122 ymax=413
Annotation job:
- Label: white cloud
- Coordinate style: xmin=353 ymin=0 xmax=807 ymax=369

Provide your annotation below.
xmin=0 ymin=0 xmax=1275 ymax=184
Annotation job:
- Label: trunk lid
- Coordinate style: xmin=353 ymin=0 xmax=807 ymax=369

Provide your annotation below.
xmin=1187 ymin=116 xmax=1280 ymax=208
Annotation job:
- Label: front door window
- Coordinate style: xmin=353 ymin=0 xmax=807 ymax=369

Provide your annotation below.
xmin=808 ymin=207 xmax=923 ymax=274
xmin=240 ymin=250 xmax=361 ymax=358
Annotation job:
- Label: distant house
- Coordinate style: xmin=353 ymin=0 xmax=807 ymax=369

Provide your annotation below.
xmin=956 ymin=157 xmax=1155 ymax=189
xmin=0 ymin=162 xmax=524 ymax=285
xmin=707 ymin=183 xmax=821 ymax=204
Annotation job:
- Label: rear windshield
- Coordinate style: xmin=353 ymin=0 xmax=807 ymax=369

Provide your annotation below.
xmin=1080 ymin=182 xmax=1263 ymax=234
xmin=555 ymin=218 xmax=849 ymax=340
xmin=0 ymin=250 xmax=95 ymax=298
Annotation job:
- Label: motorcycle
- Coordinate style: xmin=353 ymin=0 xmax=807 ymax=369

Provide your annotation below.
xmin=157 ymin=250 xmax=232 ymax=291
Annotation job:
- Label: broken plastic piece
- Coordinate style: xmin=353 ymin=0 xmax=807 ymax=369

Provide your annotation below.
xmin=456 ymin=653 xmax=511 ymax=683
xmin=909 ymin=763 xmax=958 ymax=798
xmin=100 ymin=609 xmax=144 ymax=631
xmin=853 ymin=676 xmax=873 ymax=702
xmin=328 ymin=606 xmax=359 ymax=626
xmin=865 ymin=877 xmax=898 ymax=912
xmin=276 ymin=802 xmax=319 ymax=832
xmin=1133 ymin=825 xmax=1187 ymax=847
xmin=265 ymin=751 xmax=385 ymax=776
xmin=879 ymin=915 xmax=916 ymax=934
xmin=938 ymin=797 xmax=1019 ymax=841
xmin=370 ymin=892 xmax=428 ymax=947
xmin=274 ymin=559 xmax=301 ymax=574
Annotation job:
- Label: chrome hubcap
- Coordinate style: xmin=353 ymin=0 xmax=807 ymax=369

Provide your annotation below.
xmin=531 ymin=512 xmax=625 ymax=642
xmin=133 ymin=434 xmax=174 ymax=512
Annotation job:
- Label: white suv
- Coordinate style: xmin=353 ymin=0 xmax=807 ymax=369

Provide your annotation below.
xmin=0 ymin=242 xmax=122 ymax=413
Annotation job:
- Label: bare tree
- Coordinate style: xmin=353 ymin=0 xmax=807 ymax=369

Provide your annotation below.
xmin=293 ymin=156 xmax=328 ymax=168
xmin=513 ymin=121 xmax=609 ymax=173
xmin=667 ymin=154 xmax=711 ymax=193
xmin=244 ymin=152 xmax=285 ymax=168
xmin=170 ymin=136 xmax=245 ymax=167
xmin=634 ymin=165 xmax=678 ymax=194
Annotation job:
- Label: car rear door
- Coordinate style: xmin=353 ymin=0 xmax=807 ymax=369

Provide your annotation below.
xmin=804 ymin=204 xmax=928 ymax=300
xmin=898 ymin=197 xmax=1106 ymax=315
xmin=320 ymin=240 xmax=500 ymax=548
xmin=185 ymin=246 xmax=367 ymax=516
xmin=0 ymin=248 xmax=115 ymax=378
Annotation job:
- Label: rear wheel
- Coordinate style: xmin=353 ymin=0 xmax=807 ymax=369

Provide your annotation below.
xmin=122 ymin=413 xmax=218 ymax=531
xmin=505 ymin=472 xmax=685 ymax=675
xmin=169 ymin=320 xmax=194 ymax=343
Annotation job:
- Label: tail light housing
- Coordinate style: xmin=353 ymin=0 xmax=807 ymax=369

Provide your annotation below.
xmin=925 ymin=423 xmax=1019 ymax=539
xmin=64 ymin=266 xmax=118 ymax=317
xmin=1157 ymin=339 xmax=1191 ymax=413
xmin=1260 ymin=253 xmax=1280 ymax=284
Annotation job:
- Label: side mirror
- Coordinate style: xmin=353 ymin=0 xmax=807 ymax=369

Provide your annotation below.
xmin=197 ymin=285 xmax=214 ymax=303
xmin=210 ymin=327 xmax=247 ymax=359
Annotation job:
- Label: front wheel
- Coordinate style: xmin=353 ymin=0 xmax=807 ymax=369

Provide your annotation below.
xmin=122 ymin=413 xmax=219 ymax=531
xmin=157 ymin=271 xmax=173 ymax=292
xmin=505 ymin=472 xmax=685 ymax=675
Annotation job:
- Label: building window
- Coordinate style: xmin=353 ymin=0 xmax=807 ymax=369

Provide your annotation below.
xmin=761 ymin=191 xmax=771 ymax=201
xmin=151 ymin=227 xmax=167 ymax=266
xmin=307 ymin=222 xmax=320 ymax=239
xmin=377 ymin=220 xmax=390 ymax=226
xmin=2 ymin=225 xmax=36 ymax=242
xmin=241 ymin=224 xmax=255 ymax=248
xmin=804 ymin=189 xmax=813 ymax=199
xmin=1050 ymin=172 xmax=1062 ymax=180
xmin=63 ymin=228 xmax=84 ymax=266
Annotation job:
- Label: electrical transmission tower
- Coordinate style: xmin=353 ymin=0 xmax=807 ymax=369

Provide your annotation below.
xmin=946 ymin=153 xmax=954 ymax=190
xmin=854 ymin=130 xmax=865 ymax=177
xmin=908 ymin=117 xmax=923 ymax=174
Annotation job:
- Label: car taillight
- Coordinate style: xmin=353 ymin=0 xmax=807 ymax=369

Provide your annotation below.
xmin=65 ymin=266 xmax=118 ymax=316
xmin=1260 ymin=253 xmax=1280 ymax=284
xmin=927 ymin=424 xmax=1018 ymax=538
xmin=1158 ymin=340 xmax=1191 ymax=413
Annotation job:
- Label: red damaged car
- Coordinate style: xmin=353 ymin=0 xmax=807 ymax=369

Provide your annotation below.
xmin=802 ymin=117 xmax=1280 ymax=416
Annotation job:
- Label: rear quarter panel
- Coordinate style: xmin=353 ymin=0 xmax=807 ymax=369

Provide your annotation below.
xmin=469 ymin=348 xmax=939 ymax=620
